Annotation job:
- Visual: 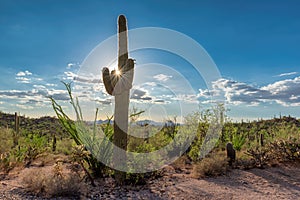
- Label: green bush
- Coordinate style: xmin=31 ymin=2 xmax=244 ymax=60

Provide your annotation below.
xmin=232 ymin=133 xmax=246 ymax=151
xmin=0 ymin=127 xmax=14 ymax=154
xmin=55 ymin=138 xmax=74 ymax=155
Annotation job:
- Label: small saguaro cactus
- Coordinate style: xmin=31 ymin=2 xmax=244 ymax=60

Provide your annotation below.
xmin=226 ymin=142 xmax=236 ymax=166
xmin=13 ymin=112 xmax=20 ymax=147
xmin=102 ymin=15 xmax=134 ymax=184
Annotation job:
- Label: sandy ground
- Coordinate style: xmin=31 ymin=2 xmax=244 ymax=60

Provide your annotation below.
xmin=0 ymin=161 xmax=299 ymax=200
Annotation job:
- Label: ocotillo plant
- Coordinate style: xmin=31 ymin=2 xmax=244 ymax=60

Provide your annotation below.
xmin=102 ymin=15 xmax=134 ymax=184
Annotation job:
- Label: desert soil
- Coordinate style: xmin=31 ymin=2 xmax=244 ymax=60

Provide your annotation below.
xmin=0 ymin=161 xmax=299 ymax=200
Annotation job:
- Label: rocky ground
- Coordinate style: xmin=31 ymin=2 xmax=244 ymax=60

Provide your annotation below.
xmin=0 ymin=160 xmax=299 ymax=200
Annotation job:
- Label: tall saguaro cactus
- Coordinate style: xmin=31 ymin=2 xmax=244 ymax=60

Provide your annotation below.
xmin=102 ymin=15 xmax=134 ymax=184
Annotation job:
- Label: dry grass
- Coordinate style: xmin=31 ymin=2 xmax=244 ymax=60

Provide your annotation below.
xmin=171 ymin=155 xmax=190 ymax=170
xmin=22 ymin=162 xmax=81 ymax=198
xmin=192 ymin=152 xmax=229 ymax=178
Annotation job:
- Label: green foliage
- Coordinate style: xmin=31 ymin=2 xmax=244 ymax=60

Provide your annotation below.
xmin=0 ymin=127 xmax=13 ymax=154
xmin=126 ymin=141 xmax=163 ymax=185
xmin=0 ymin=129 xmax=49 ymax=171
xmin=0 ymin=112 xmax=68 ymax=139
xmin=232 ymin=133 xmax=246 ymax=151
xmin=185 ymin=104 xmax=224 ymax=162
xmin=163 ymin=117 xmax=179 ymax=140
xmin=50 ymin=82 xmax=112 ymax=178
xmin=17 ymin=134 xmax=48 ymax=162
xmin=55 ymin=138 xmax=74 ymax=155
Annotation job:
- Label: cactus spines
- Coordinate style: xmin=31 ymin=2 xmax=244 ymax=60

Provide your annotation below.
xmin=101 ymin=15 xmax=134 ymax=184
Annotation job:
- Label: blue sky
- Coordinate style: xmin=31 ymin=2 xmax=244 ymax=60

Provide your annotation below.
xmin=0 ymin=0 xmax=300 ymax=121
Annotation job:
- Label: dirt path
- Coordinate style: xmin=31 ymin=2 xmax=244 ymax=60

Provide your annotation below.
xmin=162 ymin=164 xmax=300 ymax=200
xmin=1 ymin=162 xmax=299 ymax=199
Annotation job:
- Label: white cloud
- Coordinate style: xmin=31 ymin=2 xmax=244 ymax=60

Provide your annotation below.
xmin=64 ymin=71 xmax=101 ymax=84
xmin=130 ymin=89 xmax=152 ymax=101
xmin=94 ymin=97 xmax=112 ymax=105
xmin=199 ymin=77 xmax=300 ymax=107
xmin=16 ymin=70 xmax=32 ymax=76
xmin=67 ymin=62 xmax=80 ymax=69
xmin=15 ymin=70 xmax=36 ymax=83
xmin=16 ymin=104 xmax=34 ymax=110
xmin=46 ymin=83 xmax=57 ymax=87
xmin=0 ymin=86 xmax=70 ymax=104
xmin=16 ymin=71 xmax=26 ymax=76
xmin=174 ymin=94 xmax=199 ymax=104
xmin=67 ymin=63 xmax=75 ymax=69
xmin=34 ymin=77 xmax=43 ymax=81
xmin=275 ymin=71 xmax=298 ymax=77
xmin=15 ymin=77 xmax=31 ymax=83
xmin=33 ymin=85 xmax=47 ymax=90
xmin=144 ymin=82 xmax=157 ymax=87
xmin=25 ymin=70 xmax=32 ymax=75
xmin=64 ymin=71 xmax=77 ymax=80
xmin=153 ymin=74 xmax=172 ymax=82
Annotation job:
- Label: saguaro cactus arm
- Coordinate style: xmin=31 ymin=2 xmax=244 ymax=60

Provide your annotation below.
xmin=102 ymin=67 xmax=114 ymax=95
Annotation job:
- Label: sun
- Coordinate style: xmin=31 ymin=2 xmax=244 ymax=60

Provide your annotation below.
xmin=115 ymin=69 xmax=121 ymax=76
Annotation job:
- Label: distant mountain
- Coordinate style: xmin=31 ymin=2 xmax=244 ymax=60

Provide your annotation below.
xmin=134 ymin=120 xmax=164 ymax=127
xmin=94 ymin=119 xmax=164 ymax=126
xmin=96 ymin=119 xmax=113 ymax=125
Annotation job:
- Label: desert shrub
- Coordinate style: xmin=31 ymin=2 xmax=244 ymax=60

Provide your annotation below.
xmin=148 ymin=128 xmax=171 ymax=150
xmin=244 ymin=128 xmax=300 ymax=168
xmin=127 ymin=137 xmax=147 ymax=152
xmin=126 ymin=145 xmax=163 ymax=185
xmin=184 ymin=112 xmax=204 ymax=161
xmin=0 ymin=152 xmax=12 ymax=172
xmin=125 ymin=140 xmax=163 ymax=185
xmin=0 ymin=127 xmax=14 ymax=154
xmin=23 ymin=162 xmax=81 ymax=198
xmin=0 ymin=128 xmax=14 ymax=172
xmin=171 ymin=155 xmax=190 ymax=171
xmin=55 ymin=138 xmax=74 ymax=155
xmin=0 ymin=132 xmax=49 ymax=171
xmin=232 ymin=133 xmax=246 ymax=151
xmin=14 ymin=134 xmax=48 ymax=165
xmin=163 ymin=117 xmax=179 ymax=140
xmin=235 ymin=157 xmax=256 ymax=169
xmin=269 ymin=137 xmax=300 ymax=161
xmin=125 ymin=170 xmax=163 ymax=185
xmin=186 ymin=104 xmax=225 ymax=162
xmin=192 ymin=152 xmax=228 ymax=178
xmin=245 ymin=146 xmax=271 ymax=168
